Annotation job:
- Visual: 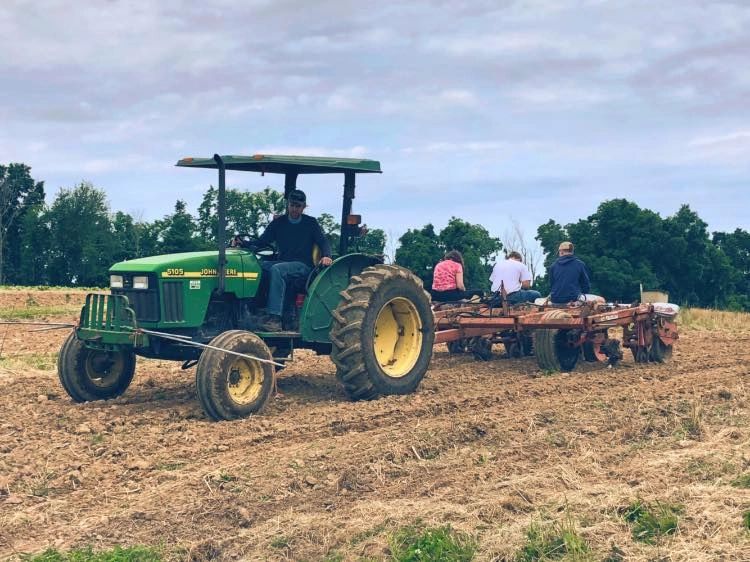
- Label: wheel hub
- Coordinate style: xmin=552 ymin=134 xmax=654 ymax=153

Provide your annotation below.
xmin=373 ymin=297 xmax=423 ymax=377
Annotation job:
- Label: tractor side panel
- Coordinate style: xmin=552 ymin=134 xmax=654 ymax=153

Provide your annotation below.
xmin=300 ymin=254 xmax=381 ymax=343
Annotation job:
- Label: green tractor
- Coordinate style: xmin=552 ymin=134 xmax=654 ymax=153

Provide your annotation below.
xmin=58 ymin=154 xmax=435 ymax=420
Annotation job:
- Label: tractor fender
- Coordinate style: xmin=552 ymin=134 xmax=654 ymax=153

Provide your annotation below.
xmin=299 ymin=253 xmax=382 ymax=342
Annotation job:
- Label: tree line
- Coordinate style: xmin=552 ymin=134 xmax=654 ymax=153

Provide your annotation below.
xmin=394 ymin=199 xmax=749 ymax=311
xmin=0 ymin=163 xmax=385 ymax=287
xmin=2 ymin=163 xmax=748 ymax=310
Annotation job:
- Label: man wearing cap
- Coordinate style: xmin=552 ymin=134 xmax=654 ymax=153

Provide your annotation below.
xmin=549 ymin=241 xmax=591 ymax=304
xmin=249 ymin=189 xmax=332 ymax=331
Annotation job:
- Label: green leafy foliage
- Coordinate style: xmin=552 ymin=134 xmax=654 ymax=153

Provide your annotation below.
xmin=743 ymin=510 xmax=750 ymax=531
xmin=395 ymin=224 xmax=444 ymax=288
xmin=388 ymin=524 xmax=476 ymax=562
xmin=24 ymin=545 xmax=161 ymax=562
xmin=0 ymin=163 xmax=45 ymax=284
xmin=395 ymin=219 xmax=502 ymax=290
xmin=621 ymin=500 xmax=681 ymax=544
xmin=535 ymin=199 xmax=747 ymax=308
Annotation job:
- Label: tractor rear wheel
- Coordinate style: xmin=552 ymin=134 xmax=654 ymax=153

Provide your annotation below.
xmin=330 ymin=265 xmax=434 ymax=400
xmin=534 ymin=310 xmax=580 ymax=372
xmin=195 ymin=330 xmax=274 ymax=420
xmin=57 ymin=332 xmax=135 ymax=402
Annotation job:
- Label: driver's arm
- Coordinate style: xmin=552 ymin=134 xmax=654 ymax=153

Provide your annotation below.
xmin=246 ymin=219 xmax=277 ymax=250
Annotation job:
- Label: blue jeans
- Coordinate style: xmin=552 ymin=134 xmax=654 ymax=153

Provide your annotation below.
xmin=507 ymin=289 xmax=542 ymax=305
xmin=260 ymin=261 xmax=311 ymax=316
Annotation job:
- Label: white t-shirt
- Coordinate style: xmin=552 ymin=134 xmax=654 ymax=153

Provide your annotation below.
xmin=490 ymin=259 xmax=532 ymax=293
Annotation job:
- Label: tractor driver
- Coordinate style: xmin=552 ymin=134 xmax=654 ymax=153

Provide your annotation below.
xmin=239 ymin=189 xmax=332 ymax=331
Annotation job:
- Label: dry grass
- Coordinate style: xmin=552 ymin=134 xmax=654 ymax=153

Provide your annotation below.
xmin=678 ymin=307 xmax=750 ymax=333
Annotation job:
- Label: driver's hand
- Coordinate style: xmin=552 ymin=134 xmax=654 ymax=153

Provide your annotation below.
xmin=319 ymin=256 xmax=333 ymax=267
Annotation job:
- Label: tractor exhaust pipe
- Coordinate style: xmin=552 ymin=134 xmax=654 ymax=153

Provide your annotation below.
xmin=213 ymin=154 xmax=226 ymax=294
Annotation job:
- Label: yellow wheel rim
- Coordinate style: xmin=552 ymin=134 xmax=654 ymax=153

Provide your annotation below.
xmin=374 ymin=297 xmax=423 ymax=377
xmin=227 ymin=358 xmax=264 ymax=405
xmin=84 ymin=351 xmax=125 ymax=388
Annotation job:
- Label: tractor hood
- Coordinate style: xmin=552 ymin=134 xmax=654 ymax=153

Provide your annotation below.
xmin=109 ymin=249 xmax=248 ymax=274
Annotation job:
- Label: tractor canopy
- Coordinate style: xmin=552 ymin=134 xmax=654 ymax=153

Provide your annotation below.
xmin=175 ymin=154 xmax=381 ymax=175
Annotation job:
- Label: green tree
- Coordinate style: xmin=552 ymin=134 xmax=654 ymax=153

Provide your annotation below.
xmin=714 ymin=228 xmax=750 ymax=310
xmin=46 ymin=182 xmax=115 ymax=287
xmin=317 ymin=212 xmax=340 ymax=252
xmin=0 ymin=163 xmax=45 ymax=284
xmin=355 ymin=227 xmax=387 ymax=255
xmin=17 ymin=202 xmax=50 ymax=285
xmin=395 ymin=224 xmax=444 ymax=287
xmin=535 ymin=200 xmax=739 ymax=306
xmin=159 ymin=200 xmax=204 ymax=254
xmin=197 ymin=186 xmax=285 ymax=244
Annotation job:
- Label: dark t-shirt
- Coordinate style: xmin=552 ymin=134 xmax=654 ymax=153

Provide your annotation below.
xmin=256 ymin=214 xmax=332 ymax=267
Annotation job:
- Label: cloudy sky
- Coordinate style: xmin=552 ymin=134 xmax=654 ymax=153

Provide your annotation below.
xmin=1 ymin=0 xmax=748 ymax=253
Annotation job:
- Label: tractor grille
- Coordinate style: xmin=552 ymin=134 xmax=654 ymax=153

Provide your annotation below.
xmin=162 ymin=281 xmax=184 ymax=322
xmin=112 ymin=288 xmax=159 ymax=322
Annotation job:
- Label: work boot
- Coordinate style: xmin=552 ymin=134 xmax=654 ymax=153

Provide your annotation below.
xmin=259 ymin=314 xmax=282 ymax=332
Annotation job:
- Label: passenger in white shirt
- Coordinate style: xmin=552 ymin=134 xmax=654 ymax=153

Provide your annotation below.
xmin=489 ymin=251 xmax=541 ymax=304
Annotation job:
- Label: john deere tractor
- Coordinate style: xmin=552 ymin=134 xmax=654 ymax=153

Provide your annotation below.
xmin=58 ymin=154 xmax=435 ymax=420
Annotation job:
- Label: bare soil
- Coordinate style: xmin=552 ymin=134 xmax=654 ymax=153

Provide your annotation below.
xmin=0 ymin=290 xmax=749 ymax=561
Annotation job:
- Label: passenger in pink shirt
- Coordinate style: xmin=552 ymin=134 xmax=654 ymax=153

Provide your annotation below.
xmin=431 ymin=250 xmax=483 ymax=302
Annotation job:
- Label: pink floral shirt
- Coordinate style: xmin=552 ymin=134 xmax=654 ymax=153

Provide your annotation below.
xmin=432 ymin=260 xmax=462 ymax=291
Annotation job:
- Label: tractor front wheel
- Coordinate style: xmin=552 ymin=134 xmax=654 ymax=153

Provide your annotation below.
xmin=195 ymin=330 xmax=274 ymax=420
xmin=57 ymin=332 xmax=136 ymax=402
xmin=330 ymin=265 xmax=435 ymax=400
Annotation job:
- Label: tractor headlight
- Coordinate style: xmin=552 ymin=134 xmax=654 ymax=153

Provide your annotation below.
xmin=133 ymin=276 xmax=149 ymax=289
xmin=110 ymin=275 xmax=124 ymax=288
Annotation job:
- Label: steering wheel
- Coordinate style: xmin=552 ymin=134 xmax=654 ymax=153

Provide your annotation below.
xmin=230 ymin=235 xmax=277 ymax=260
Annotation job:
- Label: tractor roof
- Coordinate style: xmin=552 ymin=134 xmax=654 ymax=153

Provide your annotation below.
xmin=175 ymin=154 xmax=381 ymax=175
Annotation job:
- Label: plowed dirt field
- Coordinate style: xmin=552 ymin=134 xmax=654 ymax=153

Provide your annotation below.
xmin=0 ymin=289 xmax=749 ymax=561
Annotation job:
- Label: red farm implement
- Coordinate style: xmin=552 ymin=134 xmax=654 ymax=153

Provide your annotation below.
xmin=433 ymin=300 xmax=678 ymax=372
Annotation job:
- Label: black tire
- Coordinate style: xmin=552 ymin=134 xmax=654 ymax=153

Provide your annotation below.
xmin=631 ymin=346 xmax=650 ymax=363
xmin=57 ymin=332 xmax=135 ymax=402
xmin=505 ymin=333 xmax=534 ymax=358
xmin=649 ymin=336 xmax=673 ymax=363
xmin=535 ymin=310 xmax=580 ymax=372
xmin=330 ymin=264 xmax=434 ymax=400
xmin=471 ymin=337 xmax=493 ymax=361
xmin=447 ymin=339 xmax=468 ymax=354
xmin=195 ymin=330 xmax=274 ymax=421
xmin=582 ymin=341 xmax=601 ymax=362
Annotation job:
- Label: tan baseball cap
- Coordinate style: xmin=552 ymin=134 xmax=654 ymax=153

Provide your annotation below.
xmin=558 ymin=241 xmax=574 ymax=251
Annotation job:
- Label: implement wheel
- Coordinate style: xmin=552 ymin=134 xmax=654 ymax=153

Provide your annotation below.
xmin=649 ymin=337 xmax=673 ymax=363
xmin=534 ymin=310 xmax=580 ymax=372
xmin=447 ymin=339 xmax=468 ymax=354
xmin=471 ymin=337 xmax=493 ymax=361
xmin=330 ymin=265 xmax=434 ymax=400
xmin=195 ymin=330 xmax=274 ymax=421
xmin=58 ymin=332 xmax=135 ymax=402
xmin=505 ymin=333 xmax=534 ymax=358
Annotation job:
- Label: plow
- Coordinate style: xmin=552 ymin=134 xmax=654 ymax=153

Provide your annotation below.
xmin=432 ymin=298 xmax=679 ymax=372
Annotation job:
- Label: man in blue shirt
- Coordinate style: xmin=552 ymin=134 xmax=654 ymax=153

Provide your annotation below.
xmin=250 ymin=189 xmax=332 ymax=331
xmin=549 ymin=241 xmax=591 ymax=304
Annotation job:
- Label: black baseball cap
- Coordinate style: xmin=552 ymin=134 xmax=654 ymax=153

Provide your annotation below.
xmin=288 ymin=189 xmax=306 ymax=205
